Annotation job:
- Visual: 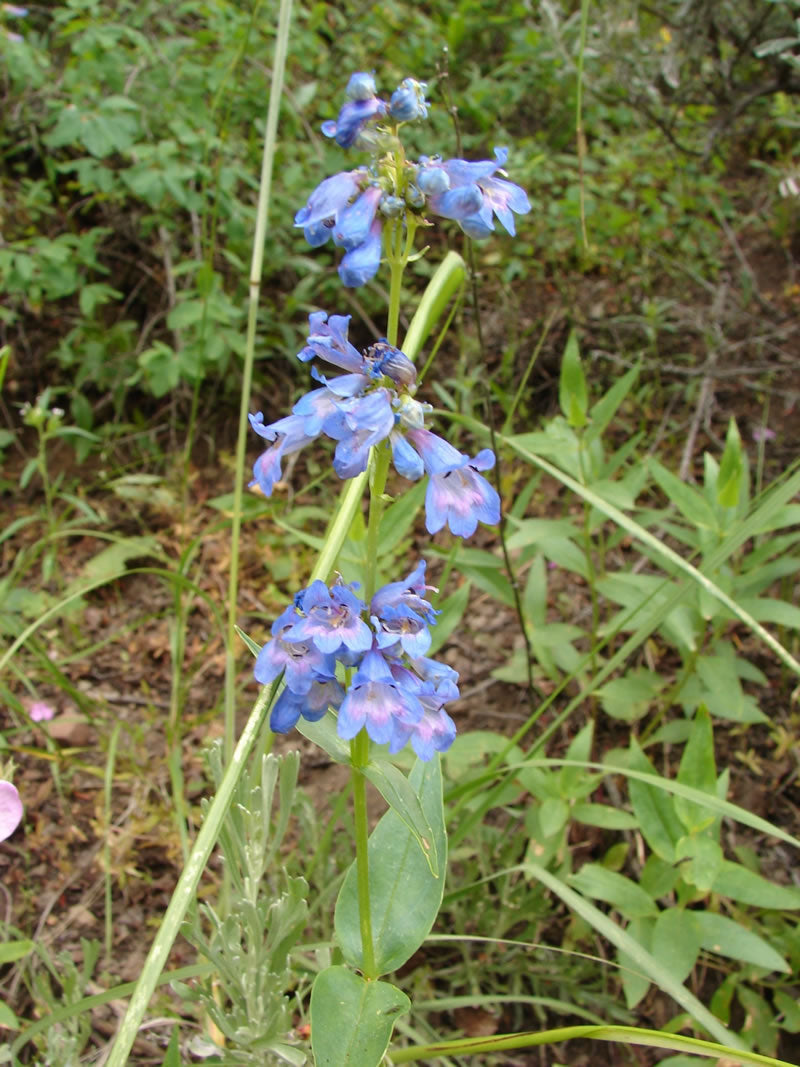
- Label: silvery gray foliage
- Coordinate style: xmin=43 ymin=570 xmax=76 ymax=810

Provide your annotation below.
xmin=181 ymin=748 xmax=309 ymax=1065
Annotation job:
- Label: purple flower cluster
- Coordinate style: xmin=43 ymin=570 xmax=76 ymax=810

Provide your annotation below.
xmin=255 ymin=563 xmax=457 ymax=761
xmin=293 ymin=73 xmax=530 ymax=287
xmin=250 ymin=312 xmax=500 ymax=539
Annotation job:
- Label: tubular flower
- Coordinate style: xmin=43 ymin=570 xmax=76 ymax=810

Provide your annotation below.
xmin=270 ymin=677 xmax=345 ymax=733
xmin=405 ymin=428 xmax=501 ymax=537
xmin=338 ymin=216 xmax=383 ymax=287
xmin=254 ymin=603 xmax=337 ymax=694
xmin=255 ymin=566 xmax=458 ymax=759
xmin=287 ymin=580 xmax=373 ymax=654
xmin=250 ymin=312 xmax=500 ymax=539
xmin=294 ymin=169 xmax=367 ymax=246
xmin=322 ymin=95 xmax=388 ymax=149
xmin=334 ymin=185 xmax=383 ymax=251
xmin=371 ymin=560 xmax=437 ymax=626
xmin=337 ymin=649 xmax=424 ymax=745
xmin=422 ymin=147 xmax=531 ymax=238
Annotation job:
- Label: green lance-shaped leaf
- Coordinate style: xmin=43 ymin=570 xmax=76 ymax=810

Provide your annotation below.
xmin=626 ymin=740 xmax=684 ymax=863
xmin=674 ymin=705 xmax=717 ymax=834
xmin=310 ymin=966 xmax=410 ymax=1067
xmin=694 ymin=911 xmax=790 ymax=973
xmin=402 ymin=250 xmax=465 ymax=361
xmin=0 ymin=940 xmax=34 ymax=966
xmin=558 ymin=330 xmax=588 ymax=429
xmin=335 ymin=757 xmax=447 ymax=976
xmin=717 ymin=417 xmax=744 ymax=510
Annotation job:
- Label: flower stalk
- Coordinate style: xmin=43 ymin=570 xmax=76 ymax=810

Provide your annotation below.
xmin=350 ymin=730 xmax=377 ymax=979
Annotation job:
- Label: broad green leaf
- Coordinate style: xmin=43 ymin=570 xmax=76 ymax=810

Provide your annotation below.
xmin=0 ymin=1000 xmax=19 ymax=1030
xmin=560 ymin=720 xmax=593 ymax=794
xmin=694 ymin=653 xmax=767 ymax=724
xmin=737 ymin=985 xmax=778 ymax=1057
xmin=454 ymin=558 xmax=514 ymax=607
xmin=502 ymin=437 xmax=800 ymax=679
xmin=362 ymin=760 xmax=438 ymax=876
xmin=597 ymin=669 xmax=663 ymax=722
xmin=676 ymin=836 xmax=723 ymax=892
xmin=711 ymin=860 xmax=800 ymax=910
xmin=539 ymin=797 xmax=569 ymax=838
xmin=569 ymin=863 xmax=658 ymax=919
xmin=738 ymin=596 xmax=800 ymax=630
xmin=648 ymin=457 xmax=717 ymax=534
xmin=558 ymin=330 xmax=588 ymax=428
xmin=617 ymin=917 xmax=652 ymax=1009
xmin=675 ymin=707 xmax=716 ymax=833
xmin=445 ymin=731 xmax=524 ymax=780
xmin=695 ymin=912 xmax=790 ymax=973
xmin=652 ymin=909 xmax=702 ymax=985
xmin=506 ymin=517 xmax=590 ymax=579
xmin=597 ymin=571 xmax=700 ymax=653
xmin=310 ymin=966 xmax=410 ymax=1067
xmin=523 ymin=553 xmax=547 ymax=628
xmin=625 ymin=742 xmax=683 ymax=862
xmin=774 ymin=989 xmax=800 ymax=1033
xmin=0 ymin=940 xmax=33 ymax=965
xmin=640 ymin=855 xmax=680 ymax=899
xmin=530 ymin=755 xmax=800 ymax=853
xmin=336 ymin=758 xmax=447 ymax=976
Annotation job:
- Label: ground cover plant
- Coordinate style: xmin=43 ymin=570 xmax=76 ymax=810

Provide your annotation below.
xmin=1 ymin=0 xmax=800 ymax=1064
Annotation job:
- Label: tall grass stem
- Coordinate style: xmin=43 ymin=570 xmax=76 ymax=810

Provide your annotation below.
xmin=224 ymin=0 xmax=294 ymax=762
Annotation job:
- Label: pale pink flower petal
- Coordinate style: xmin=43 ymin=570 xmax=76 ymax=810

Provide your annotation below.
xmin=0 ymin=781 xmax=23 ymax=841
xmin=29 ymin=700 xmax=55 ymax=722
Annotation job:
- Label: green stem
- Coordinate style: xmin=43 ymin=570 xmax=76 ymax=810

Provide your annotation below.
xmin=350 ymin=730 xmax=377 ymax=979
xmin=365 ymin=442 xmax=392 ymax=602
xmin=386 ymin=221 xmax=404 ymax=347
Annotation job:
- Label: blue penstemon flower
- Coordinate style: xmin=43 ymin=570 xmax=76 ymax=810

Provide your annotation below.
xmin=293 ymin=73 xmax=530 ymax=287
xmin=250 ymin=312 xmax=500 ymax=539
xmin=259 ymin=565 xmax=459 ymax=758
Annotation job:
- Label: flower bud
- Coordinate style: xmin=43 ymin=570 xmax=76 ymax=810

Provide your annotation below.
xmin=389 ymin=78 xmax=428 ymax=122
xmin=405 ymin=184 xmax=425 ymax=209
xmin=345 ymin=71 xmax=377 ymax=102
xmin=417 ymin=166 xmax=450 ymax=196
xmin=379 ymin=194 xmax=404 ymax=218
xmin=366 ymin=342 xmax=417 ymax=388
